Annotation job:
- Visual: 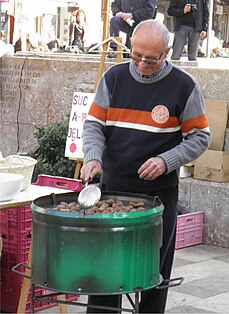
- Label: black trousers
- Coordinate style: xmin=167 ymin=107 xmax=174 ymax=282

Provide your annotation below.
xmin=87 ymin=186 xmax=178 ymax=313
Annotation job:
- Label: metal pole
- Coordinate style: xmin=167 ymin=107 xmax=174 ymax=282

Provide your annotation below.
xmin=206 ymin=0 xmax=214 ymax=58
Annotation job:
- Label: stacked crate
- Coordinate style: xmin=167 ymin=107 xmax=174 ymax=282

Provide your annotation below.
xmin=175 ymin=212 xmax=204 ymax=249
xmin=0 ymin=175 xmax=82 ymax=313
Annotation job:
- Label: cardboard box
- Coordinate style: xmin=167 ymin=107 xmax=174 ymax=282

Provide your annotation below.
xmin=204 ymin=99 xmax=228 ymax=151
xmin=194 ymin=150 xmax=229 ymax=182
xmin=180 ymin=165 xmax=194 ymax=178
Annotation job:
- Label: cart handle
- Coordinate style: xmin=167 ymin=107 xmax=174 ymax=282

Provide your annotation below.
xmin=12 ymin=262 xmax=31 ymax=280
xmin=156 ymin=276 xmax=184 ymax=289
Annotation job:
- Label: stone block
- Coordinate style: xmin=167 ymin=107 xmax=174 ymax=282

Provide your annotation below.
xmin=224 ymin=128 xmax=229 ymax=151
xmin=179 ymin=178 xmax=229 ymax=248
xmin=183 ymin=67 xmax=229 ymax=106
xmin=0 ymin=122 xmax=19 ymax=157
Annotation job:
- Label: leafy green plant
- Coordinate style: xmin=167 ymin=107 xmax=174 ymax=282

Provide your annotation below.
xmin=32 ymin=115 xmax=76 ymax=178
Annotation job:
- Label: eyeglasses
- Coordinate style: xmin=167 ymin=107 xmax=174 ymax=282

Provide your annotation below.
xmin=131 ymin=51 xmax=164 ymax=65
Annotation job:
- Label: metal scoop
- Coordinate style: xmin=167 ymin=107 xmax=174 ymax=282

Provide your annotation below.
xmin=78 ymin=182 xmax=101 ymax=209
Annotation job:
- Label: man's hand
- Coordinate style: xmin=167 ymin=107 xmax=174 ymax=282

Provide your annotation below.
xmin=122 ymin=13 xmax=133 ymax=21
xmin=80 ymin=160 xmax=102 ymax=183
xmin=116 ymin=11 xmax=124 ymax=17
xmin=116 ymin=11 xmax=133 ymax=21
xmin=184 ymin=4 xmax=191 ymax=14
xmin=138 ymin=157 xmax=167 ymax=181
xmin=200 ymin=31 xmax=207 ymax=40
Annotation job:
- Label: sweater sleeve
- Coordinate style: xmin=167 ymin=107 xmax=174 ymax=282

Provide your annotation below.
xmin=82 ymin=75 xmax=110 ymax=165
xmin=132 ymin=0 xmax=155 ymax=22
xmin=111 ymin=0 xmax=122 ymax=16
xmin=158 ymin=83 xmax=211 ymax=173
xmin=167 ymin=0 xmax=185 ymax=17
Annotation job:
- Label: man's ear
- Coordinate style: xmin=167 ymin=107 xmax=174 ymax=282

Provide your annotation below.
xmin=164 ymin=47 xmax=171 ymax=58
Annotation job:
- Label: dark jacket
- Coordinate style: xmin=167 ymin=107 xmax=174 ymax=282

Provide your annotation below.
xmin=111 ymin=0 xmax=156 ymax=23
xmin=167 ymin=0 xmax=209 ymax=32
xmin=69 ymin=22 xmax=84 ymax=47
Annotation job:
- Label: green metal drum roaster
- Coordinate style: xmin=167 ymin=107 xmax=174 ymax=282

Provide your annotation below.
xmin=31 ymin=191 xmax=164 ymax=295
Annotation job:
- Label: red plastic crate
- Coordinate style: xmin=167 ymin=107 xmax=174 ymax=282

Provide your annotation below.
xmin=175 ymin=211 xmax=204 ymax=249
xmin=0 ymin=205 xmax=79 ymax=313
xmin=33 ymin=174 xmax=82 ymax=192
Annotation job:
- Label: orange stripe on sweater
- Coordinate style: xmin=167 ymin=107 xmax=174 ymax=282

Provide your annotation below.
xmin=182 ymin=114 xmax=209 ymax=133
xmin=88 ymin=103 xmax=107 ymax=122
xmin=106 ymin=108 xmax=179 ymax=128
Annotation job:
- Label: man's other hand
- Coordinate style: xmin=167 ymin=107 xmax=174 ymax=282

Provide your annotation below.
xmin=138 ymin=157 xmax=167 ymax=181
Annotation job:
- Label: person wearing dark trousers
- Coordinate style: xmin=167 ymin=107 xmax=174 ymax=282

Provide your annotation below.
xmin=108 ymin=0 xmax=157 ymax=57
xmin=69 ymin=9 xmax=88 ymax=52
xmin=80 ymin=20 xmax=211 ymax=313
xmin=167 ymin=0 xmax=209 ymax=61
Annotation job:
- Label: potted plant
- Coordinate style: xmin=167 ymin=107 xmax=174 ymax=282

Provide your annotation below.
xmin=32 ymin=115 xmax=76 ymax=180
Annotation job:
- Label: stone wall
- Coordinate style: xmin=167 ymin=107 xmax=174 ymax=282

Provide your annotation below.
xmin=0 ymin=54 xmax=229 ymax=156
xmin=0 ymin=55 xmax=108 ymax=156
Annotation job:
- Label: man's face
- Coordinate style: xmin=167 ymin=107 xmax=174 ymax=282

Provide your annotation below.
xmin=131 ymin=31 xmax=169 ymax=76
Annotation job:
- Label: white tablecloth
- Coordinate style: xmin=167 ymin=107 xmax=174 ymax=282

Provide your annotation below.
xmin=0 ymin=184 xmax=72 ymax=210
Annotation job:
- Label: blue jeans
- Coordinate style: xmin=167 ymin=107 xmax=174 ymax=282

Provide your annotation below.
xmin=109 ymin=16 xmax=133 ymax=50
xmin=172 ymin=25 xmax=200 ymax=60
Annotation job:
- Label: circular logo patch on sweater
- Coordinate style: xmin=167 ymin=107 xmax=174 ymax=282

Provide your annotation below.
xmin=151 ymin=105 xmax=169 ymax=124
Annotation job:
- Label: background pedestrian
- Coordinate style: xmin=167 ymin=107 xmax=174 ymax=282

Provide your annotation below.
xmin=167 ymin=0 xmax=209 ymax=61
xmin=108 ymin=0 xmax=157 ymax=57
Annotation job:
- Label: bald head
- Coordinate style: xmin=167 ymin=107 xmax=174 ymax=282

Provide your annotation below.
xmin=131 ymin=20 xmax=170 ymax=51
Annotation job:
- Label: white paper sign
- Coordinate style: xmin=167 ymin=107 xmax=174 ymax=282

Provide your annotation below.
xmin=216 ymin=5 xmax=223 ymax=15
xmin=65 ymin=92 xmax=95 ymax=159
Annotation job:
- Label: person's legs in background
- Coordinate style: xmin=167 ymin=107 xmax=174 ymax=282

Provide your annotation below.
xmin=188 ymin=29 xmax=200 ymax=60
xmin=109 ymin=16 xmax=131 ymax=51
xmin=122 ymin=33 xmax=132 ymax=58
xmin=171 ymin=25 xmax=189 ymax=60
